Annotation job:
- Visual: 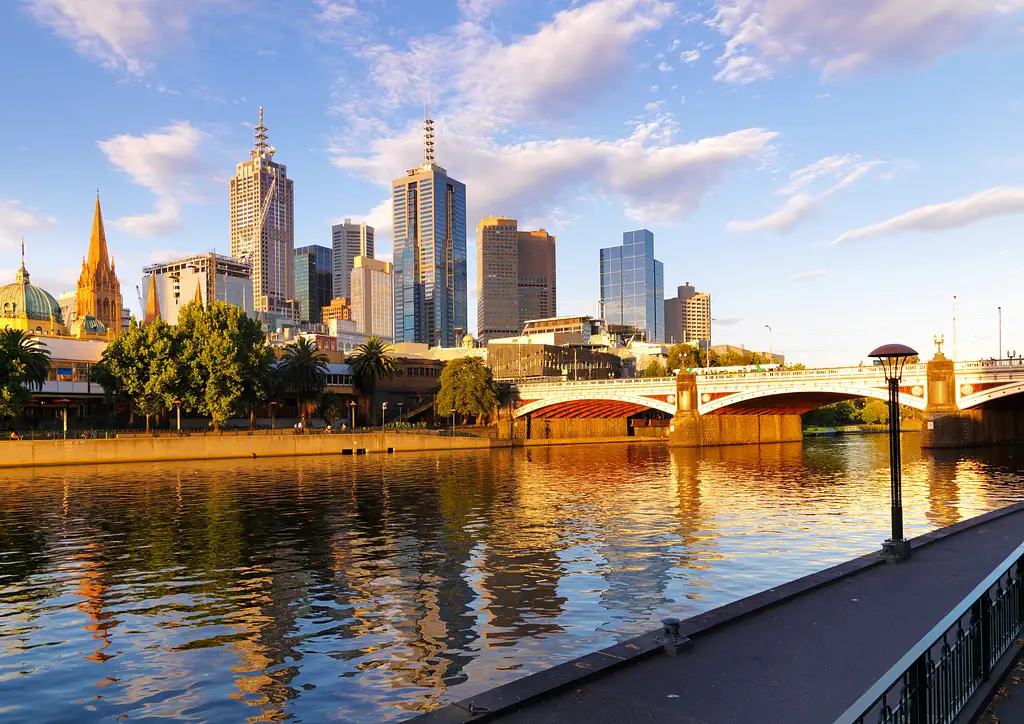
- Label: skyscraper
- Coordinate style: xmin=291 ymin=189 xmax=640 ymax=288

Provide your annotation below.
xmin=294 ymin=245 xmax=333 ymax=325
xmin=331 ymin=219 xmax=374 ymax=300
xmin=350 ymin=256 xmax=394 ymax=339
xmin=476 ymin=217 xmax=557 ymax=342
xmin=599 ymin=229 xmax=664 ymax=342
xmin=665 ymin=283 xmax=711 ymax=347
xmin=392 ymin=118 xmax=467 ymax=347
xmin=76 ymin=194 xmax=123 ymax=334
xmin=229 ymin=107 xmax=295 ymax=320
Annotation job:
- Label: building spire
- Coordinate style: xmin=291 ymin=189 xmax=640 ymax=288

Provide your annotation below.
xmin=252 ymin=106 xmax=275 ymax=160
xmin=88 ymin=193 xmax=110 ymax=271
xmin=424 ymin=91 xmax=435 ymax=164
xmin=193 ymin=278 xmax=204 ymax=306
xmin=143 ymin=274 xmax=161 ymax=325
xmin=15 ymin=238 xmax=29 ymax=284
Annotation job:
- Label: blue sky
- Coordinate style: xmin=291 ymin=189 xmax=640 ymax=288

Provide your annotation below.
xmin=2 ymin=0 xmax=1023 ymax=366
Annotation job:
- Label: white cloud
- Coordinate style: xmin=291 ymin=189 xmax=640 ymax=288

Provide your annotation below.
xmin=710 ymin=0 xmax=1024 ymax=83
xmin=831 ymin=186 xmax=1024 ymax=245
xmin=458 ymin=0 xmax=503 ymax=21
xmin=97 ymin=122 xmax=217 ymax=237
xmin=315 ymin=0 xmax=358 ymax=23
xmin=680 ymin=49 xmax=700 ymax=63
xmin=728 ymin=155 xmax=880 ymax=233
xmin=790 ymin=269 xmax=827 ymax=282
xmin=335 ymin=124 xmax=778 ymax=251
xmin=658 ymin=61 xmax=673 ymax=71
xmin=0 ymin=200 xmax=57 ymax=250
xmin=24 ymin=0 xmax=234 ymax=74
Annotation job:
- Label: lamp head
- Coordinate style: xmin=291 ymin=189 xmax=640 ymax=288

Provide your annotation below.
xmin=868 ymin=343 xmax=918 ymax=382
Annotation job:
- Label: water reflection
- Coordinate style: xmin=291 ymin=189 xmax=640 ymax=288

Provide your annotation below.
xmin=0 ymin=437 xmax=1022 ymax=722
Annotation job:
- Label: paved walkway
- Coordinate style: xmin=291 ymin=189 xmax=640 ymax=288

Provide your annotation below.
xmin=433 ymin=507 xmax=1024 ymax=724
xmin=980 ymin=653 xmax=1024 ymax=724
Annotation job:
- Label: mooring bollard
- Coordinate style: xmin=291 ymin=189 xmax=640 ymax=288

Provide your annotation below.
xmin=659 ymin=617 xmax=692 ymax=656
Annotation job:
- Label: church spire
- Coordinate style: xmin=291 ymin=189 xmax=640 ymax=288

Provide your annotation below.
xmin=193 ymin=278 xmax=204 ymax=306
xmin=143 ymin=274 xmax=161 ymax=325
xmin=88 ymin=192 xmax=110 ymax=271
xmin=15 ymin=237 xmax=29 ymax=284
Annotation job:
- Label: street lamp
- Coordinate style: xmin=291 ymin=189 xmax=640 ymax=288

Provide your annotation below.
xmin=998 ymin=306 xmax=1002 ymax=362
xmin=398 ymin=402 xmax=404 ymax=423
xmin=173 ymin=398 xmax=182 ymax=431
xmin=270 ymin=401 xmax=278 ymax=429
xmin=868 ymin=343 xmax=919 ymax=563
xmin=381 ymin=401 xmax=387 ymax=432
xmin=764 ymin=324 xmax=773 ymax=362
xmin=348 ymin=400 xmax=356 ymax=431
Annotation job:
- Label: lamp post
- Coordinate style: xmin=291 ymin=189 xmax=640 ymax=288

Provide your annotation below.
xmin=381 ymin=401 xmax=387 ymax=432
xmin=270 ymin=401 xmax=278 ymax=430
xmin=398 ymin=402 xmax=404 ymax=423
xmin=764 ymin=324 xmax=773 ymax=362
xmin=173 ymin=398 xmax=182 ymax=431
xmin=56 ymin=398 xmax=71 ymax=439
xmin=869 ymin=343 xmax=918 ymax=563
xmin=998 ymin=306 xmax=1002 ymax=361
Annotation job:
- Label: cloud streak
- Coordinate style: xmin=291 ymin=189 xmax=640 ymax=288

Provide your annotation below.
xmin=789 ymin=269 xmax=827 ymax=282
xmin=831 ymin=186 xmax=1024 ymax=244
xmin=0 ymin=200 xmax=57 ymax=249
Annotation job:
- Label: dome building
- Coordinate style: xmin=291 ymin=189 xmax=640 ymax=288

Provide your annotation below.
xmin=0 ymin=243 xmax=65 ymax=336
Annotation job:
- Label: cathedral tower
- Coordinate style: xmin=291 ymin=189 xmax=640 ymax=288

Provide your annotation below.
xmin=76 ymin=194 xmax=123 ymax=334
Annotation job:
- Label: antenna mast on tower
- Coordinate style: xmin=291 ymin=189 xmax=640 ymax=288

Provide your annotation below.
xmin=423 ymin=91 xmax=435 ymax=164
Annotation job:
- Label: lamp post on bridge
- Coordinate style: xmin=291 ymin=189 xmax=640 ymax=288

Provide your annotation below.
xmin=764 ymin=324 xmax=773 ymax=362
xmin=998 ymin=306 xmax=1002 ymax=361
xmin=869 ymin=343 xmax=918 ymax=563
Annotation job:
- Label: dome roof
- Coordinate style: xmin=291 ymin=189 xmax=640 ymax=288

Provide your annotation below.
xmin=0 ymin=263 xmax=63 ymax=323
xmin=71 ymin=314 xmax=106 ymax=335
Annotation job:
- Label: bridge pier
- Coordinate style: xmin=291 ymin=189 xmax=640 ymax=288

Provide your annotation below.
xmin=668 ymin=373 xmax=803 ymax=448
xmin=920 ymin=354 xmax=1024 ymax=448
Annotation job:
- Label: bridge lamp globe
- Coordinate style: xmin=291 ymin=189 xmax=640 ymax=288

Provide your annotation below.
xmin=868 ymin=343 xmax=918 ymax=563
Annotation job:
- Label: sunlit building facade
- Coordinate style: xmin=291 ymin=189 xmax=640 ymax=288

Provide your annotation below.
xmin=599 ymin=229 xmax=664 ymax=342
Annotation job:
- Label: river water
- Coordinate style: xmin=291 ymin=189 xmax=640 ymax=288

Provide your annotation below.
xmin=1 ymin=437 xmax=1023 ymax=722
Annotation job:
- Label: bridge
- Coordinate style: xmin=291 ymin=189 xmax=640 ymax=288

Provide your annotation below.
xmin=509 ymin=357 xmax=1024 ymax=448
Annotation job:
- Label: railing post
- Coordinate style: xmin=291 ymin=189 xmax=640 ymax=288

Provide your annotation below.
xmin=908 ymin=652 xmax=930 ymax=724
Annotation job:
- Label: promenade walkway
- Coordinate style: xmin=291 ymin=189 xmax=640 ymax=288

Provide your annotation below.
xmin=419 ymin=504 xmax=1024 ymax=724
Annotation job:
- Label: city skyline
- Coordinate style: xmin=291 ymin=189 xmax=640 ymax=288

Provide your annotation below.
xmin=2 ymin=1 xmax=1023 ymax=364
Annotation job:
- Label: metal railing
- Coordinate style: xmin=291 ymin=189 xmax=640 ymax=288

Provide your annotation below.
xmin=834 ymin=540 xmax=1024 ymax=724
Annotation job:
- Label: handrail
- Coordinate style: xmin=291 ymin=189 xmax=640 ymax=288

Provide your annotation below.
xmin=833 ymin=539 xmax=1024 ymax=724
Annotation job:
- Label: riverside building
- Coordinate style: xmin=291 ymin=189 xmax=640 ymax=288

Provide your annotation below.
xmin=599 ymin=229 xmax=665 ymax=343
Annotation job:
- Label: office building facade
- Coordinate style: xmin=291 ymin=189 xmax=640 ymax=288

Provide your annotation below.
xmin=599 ymin=229 xmax=664 ymax=342
xmin=229 ymin=107 xmax=295 ymax=319
xmin=665 ymin=283 xmax=711 ymax=347
xmin=142 ymin=254 xmax=253 ymax=326
xmin=350 ymin=256 xmax=394 ymax=339
xmin=294 ymin=245 xmax=333 ymax=325
xmin=476 ymin=217 xmax=556 ymax=342
xmin=392 ymin=121 xmax=467 ymax=347
xmin=331 ymin=219 xmax=374 ymax=300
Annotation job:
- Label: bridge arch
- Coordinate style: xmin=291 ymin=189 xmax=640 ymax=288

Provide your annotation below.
xmin=699 ymin=384 xmax=927 ymax=415
xmin=957 ymin=380 xmax=1024 ymax=410
xmin=515 ymin=394 xmax=676 ymax=419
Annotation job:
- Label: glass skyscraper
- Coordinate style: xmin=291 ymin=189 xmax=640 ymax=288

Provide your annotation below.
xmin=599 ymin=229 xmax=665 ymax=342
xmin=294 ymin=244 xmax=333 ymax=325
xmin=392 ymin=132 xmax=467 ymax=347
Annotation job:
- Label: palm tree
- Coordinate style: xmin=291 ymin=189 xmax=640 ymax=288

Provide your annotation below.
xmin=278 ymin=338 xmax=329 ymax=427
xmin=0 ymin=329 xmax=50 ymax=390
xmin=346 ymin=336 xmax=399 ymax=425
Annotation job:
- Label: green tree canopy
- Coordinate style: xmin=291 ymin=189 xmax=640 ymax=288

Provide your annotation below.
xmin=640 ymin=360 xmax=668 ymax=377
xmin=347 ymin=336 xmax=399 ymax=386
xmin=667 ymin=344 xmax=705 ymax=371
xmin=435 ymin=357 xmax=500 ymax=422
xmin=278 ymin=337 xmax=329 ymax=426
xmin=0 ymin=330 xmax=51 ymax=422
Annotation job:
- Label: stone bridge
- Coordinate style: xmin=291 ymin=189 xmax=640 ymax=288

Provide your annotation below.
xmin=510 ymin=358 xmax=1024 ymax=448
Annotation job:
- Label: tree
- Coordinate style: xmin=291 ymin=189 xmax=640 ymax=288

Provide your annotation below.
xmin=667 ymin=344 xmax=705 ymax=371
xmin=176 ymin=301 xmax=270 ymax=430
xmin=92 ymin=319 xmax=179 ymax=431
xmin=435 ymin=357 xmax=500 ymax=424
xmin=860 ymin=399 xmax=889 ymax=425
xmin=640 ymin=360 xmax=668 ymax=377
xmin=318 ymin=391 xmax=348 ymax=427
xmin=0 ymin=330 xmax=51 ymax=424
xmin=278 ymin=337 xmax=329 ymax=426
xmin=347 ymin=336 xmax=399 ymax=425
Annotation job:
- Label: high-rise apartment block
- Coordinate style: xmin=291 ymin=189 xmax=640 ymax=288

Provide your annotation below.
xmin=294 ymin=245 xmax=333 ymax=325
xmin=229 ymin=107 xmax=295 ymax=320
xmin=392 ymin=119 xmax=467 ymax=347
xmin=321 ymin=297 xmax=352 ymax=325
xmin=665 ymin=283 xmax=711 ymax=347
xmin=331 ymin=219 xmax=374 ymax=300
xmin=350 ymin=256 xmax=394 ymax=339
xmin=142 ymin=253 xmax=253 ymax=325
xmin=476 ymin=217 xmax=556 ymax=342
xmin=599 ymin=229 xmax=664 ymax=342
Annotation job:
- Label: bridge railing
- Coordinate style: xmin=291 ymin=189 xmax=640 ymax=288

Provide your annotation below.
xmin=833 ymin=539 xmax=1024 ymax=724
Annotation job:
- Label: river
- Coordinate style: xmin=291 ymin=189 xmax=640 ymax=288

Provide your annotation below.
xmin=1 ymin=437 xmax=1022 ymax=722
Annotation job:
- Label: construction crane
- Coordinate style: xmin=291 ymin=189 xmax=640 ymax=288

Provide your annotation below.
xmin=135 ymin=284 xmax=144 ymax=314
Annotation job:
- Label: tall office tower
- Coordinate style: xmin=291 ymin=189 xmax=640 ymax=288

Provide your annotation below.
xmin=350 ymin=256 xmax=394 ymax=339
xmin=476 ymin=218 xmax=557 ymax=342
xmin=229 ymin=107 xmax=295 ymax=320
xmin=517 ymin=228 xmax=556 ymax=324
xmin=294 ymin=245 xmax=333 ymax=325
xmin=392 ymin=117 xmax=467 ymax=347
xmin=665 ymin=283 xmax=711 ymax=347
xmin=76 ymin=194 xmax=124 ymax=334
xmin=476 ymin=217 xmax=520 ymax=342
xmin=599 ymin=229 xmax=665 ymax=342
xmin=331 ymin=219 xmax=374 ymax=300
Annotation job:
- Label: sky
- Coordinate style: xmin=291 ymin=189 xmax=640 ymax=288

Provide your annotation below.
xmin=2 ymin=0 xmax=1023 ymax=367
